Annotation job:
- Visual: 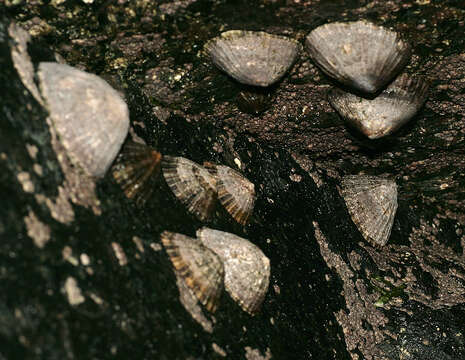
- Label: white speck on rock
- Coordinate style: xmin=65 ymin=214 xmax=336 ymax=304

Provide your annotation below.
xmin=24 ymin=210 xmax=50 ymax=248
xmin=64 ymin=277 xmax=85 ymax=306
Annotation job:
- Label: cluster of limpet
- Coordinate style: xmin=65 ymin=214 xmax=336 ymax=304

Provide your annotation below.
xmin=161 ymin=228 xmax=270 ymax=317
xmin=306 ymin=20 xmax=429 ymax=139
xmin=112 ymin=142 xmax=256 ymax=225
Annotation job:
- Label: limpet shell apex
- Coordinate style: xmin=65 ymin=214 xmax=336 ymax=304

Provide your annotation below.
xmin=196 ymin=227 xmax=270 ymax=315
xmin=204 ymin=30 xmax=302 ymax=87
xmin=329 ymin=74 xmax=429 ymax=139
xmin=340 ymin=175 xmax=398 ymax=246
xmin=38 ymin=62 xmax=129 ymax=177
xmin=162 ymin=156 xmax=217 ymax=221
xmin=161 ymin=231 xmax=224 ymax=313
xmin=306 ymin=21 xmax=411 ymax=94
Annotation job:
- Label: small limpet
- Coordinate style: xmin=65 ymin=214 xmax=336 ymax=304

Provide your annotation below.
xmin=161 ymin=231 xmax=224 ymax=313
xmin=196 ymin=227 xmax=270 ymax=315
xmin=162 ymin=156 xmax=217 ymax=221
xmin=340 ymin=175 xmax=398 ymax=246
xmin=204 ymin=163 xmax=256 ymax=225
xmin=306 ymin=21 xmax=410 ymax=94
xmin=112 ymin=141 xmax=162 ymax=205
xmin=204 ymin=30 xmax=301 ymax=87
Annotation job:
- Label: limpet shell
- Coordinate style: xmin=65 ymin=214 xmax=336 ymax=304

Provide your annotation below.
xmin=340 ymin=175 xmax=398 ymax=246
xmin=204 ymin=30 xmax=302 ymax=87
xmin=162 ymin=156 xmax=217 ymax=221
xmin=161 ymin=231 xmax=224 ymax=313
xmin=196 ymin=227 xmax=270 ymax=315
xmin=306 ymin=21 xmax=410 ymax=93
xmin=111 ymin=141 xmax=162 ymax=205
xmin=204 ymin=163 xmax=256 ymax=225
xmin=329 ymin=74 xmax=429 ymax=139
xmin=38 ymin=62 xmax=129 ymax=177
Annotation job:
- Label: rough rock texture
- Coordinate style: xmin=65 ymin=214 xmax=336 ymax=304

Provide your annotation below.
xmin=1 ymin=1 xmax=465 ymax=359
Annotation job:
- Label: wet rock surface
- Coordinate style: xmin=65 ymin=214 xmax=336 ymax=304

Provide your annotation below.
xmin=1 ymin=1 xmax=465 ymax=359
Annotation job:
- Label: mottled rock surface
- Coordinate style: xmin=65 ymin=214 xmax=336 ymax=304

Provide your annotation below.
xmin=1 ymin=1 xmax=465 ymax=359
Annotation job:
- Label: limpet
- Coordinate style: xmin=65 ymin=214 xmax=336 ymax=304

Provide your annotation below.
xmin=204 ymin=163 xmax=256 ymax=225
xmin=196 ymin=227 xmax=270 ymax=315
xmin=306 ymin=21 xmax=410 ymax=93
xmin=329 ymin=74 xmax=429 ymax=139
xmin=204 ymin=30 xmax=301 ymax=87
xmin=161 ymin=231 xmax=224 ymax=313
xmin=38 ymin=62 xmax=129 ymax=177
xmin=111 ymin=141 xmax=162 ymax=205
xmin=340 ymin=175 xmax=398 ymax=246
xmin=162 ymin=156 xmax=217 ymax=221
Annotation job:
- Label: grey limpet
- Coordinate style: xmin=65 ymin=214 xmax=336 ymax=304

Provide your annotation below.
xmin=162 ymin=156 xmax=217 ymax=221
xmin=329 ymin=74 xmax=429 ymax=139
xmin=161 ymin=231 xmax=224 ymax=313
xmin=112 ymin=141 xmax=162 ymax=205
xmin=204 ymin=163 xmax=256 ymax=225
xmin=306 ymin=21 xmax=410 ymax=94
xmin=38 ymin=62 xmax=129 ymax=177
xmin=196 ymin=227 xmax=270 ymax=315
xmin=340 ymin=175 xmax=398 ymax=246
xmin=204 ymin=30 xmax=302 ymax=87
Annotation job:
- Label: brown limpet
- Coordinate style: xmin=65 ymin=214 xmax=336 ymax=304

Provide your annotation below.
xmin=161 ymin=231 xmax=224 ymax=313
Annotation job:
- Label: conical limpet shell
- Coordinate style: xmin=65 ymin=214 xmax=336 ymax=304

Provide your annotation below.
xmin=204 ymin=30 xmax=302 ymax=87
xmin=204 ymin=163 xmax=256 ymax=225
xmin=340 ymin=175 xmax=398 ymax=246
xmin=329 ymin=74 xmax=429 ymax=139
xmin=161 ymin=231 xmax=224 ymax=313
xmin=111 ymin=141 xmax=162 ymax=205
xmin=306 ymin=21 xmax=410 ymax=93
xmin=196 ymin=227 xmax=270 ymax=315
xmin=38 ymin=62 xmax=129 ymax=177
xmin=162 ymin=156 xmax=217 ymax=221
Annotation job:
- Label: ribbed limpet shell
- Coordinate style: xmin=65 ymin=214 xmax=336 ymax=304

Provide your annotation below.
xmin=161 ymin=231 xmax=224 ymax=313
xmin=38 ymin=62 xmax=129 ymax=177
xmin=204 ymin=163 xmax=256 ymax=225
xmin=111 ymin=141 xmax=162 ymax=205
xmin=306 ymin=21 xmax=410 ymax=94
xmin=329 ymin=74 xmax=429 ymax=139
xmin=162 ymin=156 xmax=217 ymax=221
xmin=196 ymin=227 xmax=270 ymax=315
xmin=340 ymin=175 xmax=398 ymax=246
xmin=204 ymin=30 xmax=302 ymax=87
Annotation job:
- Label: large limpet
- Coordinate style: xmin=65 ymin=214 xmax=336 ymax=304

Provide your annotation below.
xmin=306 ymin=21 xmax=410 ymax=94
xmin=329 ymin=74 xmax=429 ymax=139
xmin=204 ymin=30 xmax=301 ymax=87
xmin=38 ymin=62 xmax=129 ymax=177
